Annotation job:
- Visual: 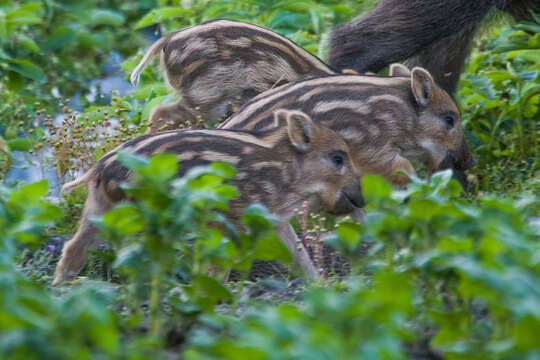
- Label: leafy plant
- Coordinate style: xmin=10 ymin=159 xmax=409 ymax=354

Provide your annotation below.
xmin=459 ymin=13 xmax=540 ymax=193
xmin=94 ymin=153 xmax=291 ymax=339
xmin=0 ymin=1 xmax=152 ymax=179
xmin=0 ymin=181 xmax=124 ymax=359
xmin=332 ymin=173 xmax=540 ymax=358
xmin=183 ymin=172 xmax=540 ymax=359
xmin=0 ymin=3 xmax=46 ymax=85
xmin=186 ymin=274 xmax=414 ymax=360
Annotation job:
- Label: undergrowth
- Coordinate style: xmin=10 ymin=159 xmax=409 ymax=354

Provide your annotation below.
xmin=0 ymin=1 xmax=539 ymax=359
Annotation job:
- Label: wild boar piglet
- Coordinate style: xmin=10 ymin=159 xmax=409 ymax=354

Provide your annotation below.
xmin=130 ymin=18 xmax=340 ymax=132
xmin=53 ymin=109 xmax=364 ymax=285
xmin=220 ymin=64 xmax=476 ymax=188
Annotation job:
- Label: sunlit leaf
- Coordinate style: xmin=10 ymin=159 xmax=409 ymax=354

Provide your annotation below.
xmin=103 ymin=205 xmax=144 ymax=236
xmin=86 ymin=9 xmax=126 ymax=26
xmin=134 ymin=7 xmax=191 ymax=29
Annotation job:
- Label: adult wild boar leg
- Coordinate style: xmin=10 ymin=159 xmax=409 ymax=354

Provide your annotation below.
xmin=406 ymin=23 xmax=478 ymax=95
xmin=501 ymin=0 xmax=540 ymax=22
xmin=275 ymin=222 xmax=319 ymax=279
xmin=328 ymin=0 xmax=497 ymax=76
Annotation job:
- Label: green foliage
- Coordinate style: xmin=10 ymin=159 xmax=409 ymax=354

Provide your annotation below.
xmin=185 ymin=173 xmax=540 ymax=359
xmin=186 ymin=275 xmax=413 ymax=360
xmin=459 ymin=14 xmax=540 ymax=193
xmin=1 ymin=180 xmax=59 ymax=256
xmin=0 ymin=3 xmax=45 ymax=84
xmin=96 ymin=153 xmax=291 ymax=339
xmin=0 ymin=1 xmax=152 ymax=178
xmin=0 ymin=155 xmax=295 ymax=359
xmin=0 ymin=1 xmax=142 ymax=93
xmin=0 ymin=181 xmax=123 ymax=359
xmin=334 ymin=174 xmax=539 ymax=358
xmin=1 ymin=0 xmax=540 ymax=358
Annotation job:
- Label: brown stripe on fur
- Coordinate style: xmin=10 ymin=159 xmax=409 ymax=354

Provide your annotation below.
xmin=252 ymin=35 xmax=311 ymax=73
xmin=166 ymin=19 xmax=334 ymax=74
xmin=220 ymin=75 xmax=410 ymax=129
xmin=99 ymin=129 xmax=281 ymax=180
xmin=220 ymin=77 xmax=410 ymax=131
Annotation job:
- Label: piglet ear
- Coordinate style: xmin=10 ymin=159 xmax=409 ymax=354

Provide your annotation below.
xmin=275 ymin=109 xmax=317 ymax=153
xmin=411 ymin=67 xmax=435 ymax=107
xmin=389 ymin=63 xmax=411 ymax=77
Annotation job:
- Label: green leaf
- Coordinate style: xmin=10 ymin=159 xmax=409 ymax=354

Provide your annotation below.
xmin=139 ymin=153 xmax=179 ymax=181
xmin=505 ymin=49 xmax=540 ymax=62
xmin=116 ymin=151 xmax=148 ymax=173
xmin=15 ymin=33 xmax=40 ymax=53
xmin=409 ymin=199 xmax=439 ymax=220
xmin=513 ymin=315 xmax=540 ymax=350
xmin=430 ymin=309 xmax=472 ymax=347
xmin=132 ymin=83 xmax=169 ymax=99
xmin=6 ymin=59 xmax=45 ymax=81
xmin=188 ymin=275 xmax=232 ymax=312
xmin=7 ymin=137 xmax=32 ymax=151
xmin=141 ymin=94 xmax=170 ymax=120
xmin=213 ymin=184 xmax=239 ymax=200
xmin=430 ymin=169 xmax=453 ymax=190
xmin=467 ymin=53 xmax=486 ymax=73
xmin=188 ymin=173 xmax=223 ymax=191
xmin=0 ymin=11 xmax=7 ymax=43
xmin=362 ymin=174 xmax=392 ymax=201
xmin=437 ymin=236 xmax=474 ymax=253
xmin=6 ymin=71 xmax=23 ymax=91
xmin=372 ymin=272 xmax=413 ymax=312
xmin=331 ymin=5 xmax=355 ymax=16
xmin=253 ymin=233 xmax=292 ymax=263
xmin=86 ymin=9 xmax=125 ymax=26
xmin=113 ymin=244 xmax=144 ymax=269
xmin=211 ymin=162 xmax=238 ymax=178
xmin=336 ymin=221 xmax=363 ymax=248
xmin=44 ymin=26 xmax=77 ymax=51
xmin=36 ymin=202 xmax=62 ymax=223
xmin=242 ymin=203 xmax=282 ymax=229
xmin=134 ymin=7 xmax=191 ymax=29
xmin=76 ymin=31 xmax=107 ymax=50
xmin=10 ymin=180 xmax=48 ymax=205
xmin=516 ymin=22 xmax=540 ymax=34
xmin=6 ymin=3 xmax=43 ymax=26
xmin=485 ymin=70 xmax=515 ymax=83
xmin=103 ymin=205 xmax=145 ymax=236
xmin=521 ymin=84 xmax=540 ymax=106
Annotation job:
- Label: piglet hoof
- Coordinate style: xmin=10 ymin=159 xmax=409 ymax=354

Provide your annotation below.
xmin=51 ymin=269 xmax=78 ymax=286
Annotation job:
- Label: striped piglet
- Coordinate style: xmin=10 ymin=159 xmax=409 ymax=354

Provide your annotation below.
xmin=53 ymin=110 xmax=364 ymax=284
xmin=130 ymin=19 xmax=341 ymax=132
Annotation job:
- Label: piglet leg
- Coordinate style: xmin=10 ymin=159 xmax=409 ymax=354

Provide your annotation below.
xmin=275 ymin=222 xmax=319 ymax=279
xmin=52 ymin=181 xmax=113 ymax=285
xmin=350 ymin=207 xmax=367 ymax=224
xmin=389 ymin=154 xmax=417 ymax=187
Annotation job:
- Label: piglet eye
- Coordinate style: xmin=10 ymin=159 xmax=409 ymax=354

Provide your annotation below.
xmin=331 ymin=151 xmax=346 ymax=167
xmin=333 ymin=155 xmax=344 ymax=166
xmin=443 ymin=114 xmax=455 ymax=129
